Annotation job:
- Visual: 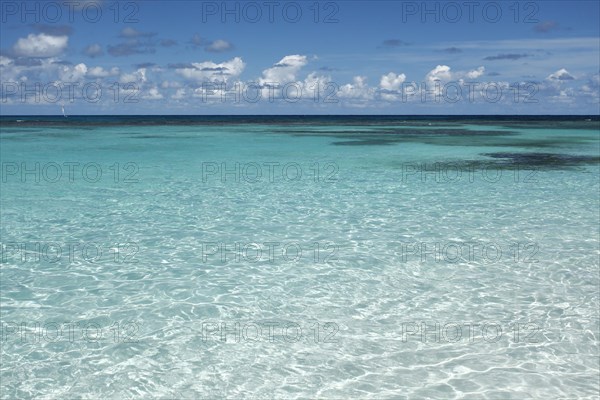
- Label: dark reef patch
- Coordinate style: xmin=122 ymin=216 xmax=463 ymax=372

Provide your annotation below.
xmin=424 ymin=152 xmax=600 ymax=172
xmin=332 ymin=139 xmax=398 ymax=146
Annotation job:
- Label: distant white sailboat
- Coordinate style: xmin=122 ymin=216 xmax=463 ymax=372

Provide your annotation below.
xmin=61 ymin=104 xmax=68 ymax=118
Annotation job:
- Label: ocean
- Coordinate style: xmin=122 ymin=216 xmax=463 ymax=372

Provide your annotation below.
xmin=1 ymin=115 xmax=599 ymax=399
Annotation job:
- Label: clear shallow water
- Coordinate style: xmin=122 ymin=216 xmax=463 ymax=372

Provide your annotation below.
xmin=1 ymin=116 xmax=599 ymax=399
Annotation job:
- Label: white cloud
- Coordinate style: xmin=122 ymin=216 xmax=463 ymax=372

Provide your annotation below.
xmin=422 ymin=65 xmax=486 ymax=98
xmin=192 ymin=85 xmax=228 ymax=101
xmin=467 ymin=66 xmax=485 ymax=79
xmin=380 ymin=72 xmax=406 ymax=91
xmin=143 ymin=87 xmax=163 ymax=100
xmin=0 ymin=56 xmax=13 ymax=67
xmin=424 ymin=65 xmax=484 ymax=83
xmin=338 ymin=76 xmax=374 ymax=100
xmin=548 ymin=87 xmax=576 ymax=104
xmin=426 ymin=65 xmax=453 ymax=84
xmin=259 ymin=55 xmax=308 ymax=85
xmin=300 ymin=72 xmax=333 ymax=101
xmin=87 ymin=66 xmax=120 ymax=78
xmin=580 ymin=73 xmax=599 ymax=99
xmin=120 ymin=68 xmax=147 ymax=84
xmin=58 ymin=63 xmax=88 ymax=82
xmin=175 ymin=57 xmax=245 ymax=83
xmin=547 ymin=68 xmax=575 ymax=81
xmin=13 ymin=34 xmax=68 ymax=57
xmin=422 ymin=65 xmax=454 ymax=97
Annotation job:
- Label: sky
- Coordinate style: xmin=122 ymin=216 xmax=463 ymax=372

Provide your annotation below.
xmin=0 ymin=0 xmax=599 ymax=115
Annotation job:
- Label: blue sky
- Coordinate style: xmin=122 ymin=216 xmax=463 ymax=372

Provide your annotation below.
xmin=1 ymin=0 xmax=599 ymax=114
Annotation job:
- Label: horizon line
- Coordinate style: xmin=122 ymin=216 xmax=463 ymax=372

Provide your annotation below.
xmin=1 ymin=114 xmax=599 ymax=117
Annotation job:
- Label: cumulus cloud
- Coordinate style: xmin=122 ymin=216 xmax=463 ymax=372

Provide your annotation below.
xmin=580 ymin=73 xmax=600 ymax=100
xmin=13 ymin=33 xmax=68 ymax=57
xmin=84 ymin=44 xmax=103 ymax=58
xmin=426 ymin=65 xmax=453 ymax=84
xmin=143 ymin=87 xmax=163 ymax=100
xmin=58 ymin=63 xmax=88 ymax=82
xmin=425 ymin=65 xmax=485 ymax=85
xmin=120 ymin=68 xmax=148 ymax=84
xmin=0 ymin=56 xmax=13 ymax=67
xmin=547 ymin=68 xmax=575 ymax=81
xmin=466 ymin=66 xmax=485 ymax=79
xmin=380 ymin=72 xmax=406 ymax=91
xmin=301 ymin=72 xmax=333 ymax=99
xmin=175 ymin=57 xmax=245 ymax=82
xmin=259 ymin=55 xmax=308 ymax=85
xmin=338 ymin=76 xmax=374 ymax=100
xmin=87 ymin=66 xmax=120 ymax=78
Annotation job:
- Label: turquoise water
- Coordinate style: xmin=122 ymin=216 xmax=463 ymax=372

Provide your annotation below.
xmin=1 ymin=116 xmax=599 ymax=399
